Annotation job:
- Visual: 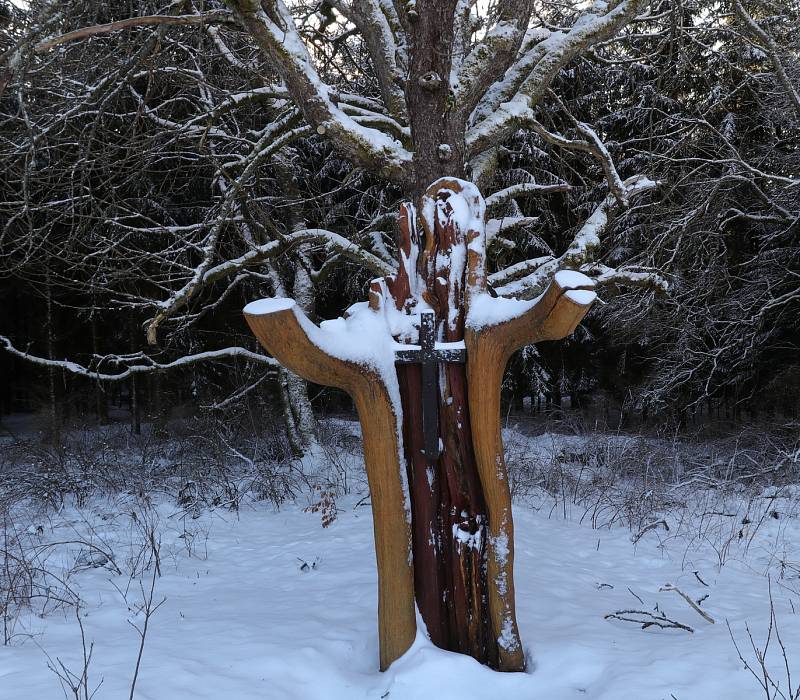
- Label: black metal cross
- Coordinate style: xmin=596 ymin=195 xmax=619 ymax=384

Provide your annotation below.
xmin=394 ymin=310 xmax=466 ymax=459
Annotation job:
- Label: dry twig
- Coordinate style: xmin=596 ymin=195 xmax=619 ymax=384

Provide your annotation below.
xmin=659 ymin=583 xmax=715 ymax=624
xmin=605 ymin=609 xmax=695 ymax=633
xmin=632 ymin=519 xmax=669 ymax=544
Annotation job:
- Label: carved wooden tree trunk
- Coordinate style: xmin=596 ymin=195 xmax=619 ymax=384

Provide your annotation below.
xmin=244 ymin=178 xmax=597 ymax=673
xmin=391 ymin=192 xmax=494 ymax=665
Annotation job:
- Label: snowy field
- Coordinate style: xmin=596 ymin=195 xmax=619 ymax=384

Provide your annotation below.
xmin=1 ymin=422 xmax=799 ymax=700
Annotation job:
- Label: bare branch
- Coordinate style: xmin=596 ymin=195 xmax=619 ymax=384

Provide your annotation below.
xmin=228 ymin=0 xmax=411 ymax=180
xmin=733 ymin=1 xmax=800 ymax=117
xmin=34 ymin=11 xmax=236 ymax=53
xmin=0 ymin=337 xmax=278 ymax=380
xmin=605 ymin=609 xmax=695 ymax=633
xmin=659 ymin=584 xmax=715 ymax=624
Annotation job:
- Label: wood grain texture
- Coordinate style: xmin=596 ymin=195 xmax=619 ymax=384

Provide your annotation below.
xmin=244 ymin=303 xmax=415 ymax=670
xmin=464 ymin=276 xmax=595 ymax=671
xmin=244 ymin=180 xmax=595 ymax=674
xmin=413 ymin=181 xmax=494 ymax=664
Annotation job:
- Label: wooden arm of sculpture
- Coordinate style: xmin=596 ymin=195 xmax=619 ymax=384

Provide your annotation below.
xmin=244 ymin=299 xmax=416 ymax=670
xmin=487 ymin=272 xmax=597 ymax=353
xmin=464 ymin=272 xmax=596 ymax=671
xmin=244 ymin=298 xmax=361 ymax=391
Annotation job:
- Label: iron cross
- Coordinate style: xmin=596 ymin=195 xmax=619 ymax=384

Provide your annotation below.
xmin=394 ymin=310 xmax=466 ymax=459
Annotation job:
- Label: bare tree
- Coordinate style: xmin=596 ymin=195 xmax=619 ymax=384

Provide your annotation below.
xmin=2 ymin=1 xmax=667 ymax=431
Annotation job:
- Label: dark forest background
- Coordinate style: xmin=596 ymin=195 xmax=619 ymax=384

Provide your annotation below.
xmin=1 ymin=0 xmax=798 ymax=445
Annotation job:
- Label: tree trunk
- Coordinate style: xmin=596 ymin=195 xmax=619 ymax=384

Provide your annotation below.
xmin=388 ymin=192 xmax=496 ymax=665
xmin=274 ymin=158 xmax=319 ymax=447
xmin=129 ymin=316 xmax=141 ymax=435
xmin=399 ymin=44 xmax=519 ymax=661
xmin=245 ymin=179 xmax=596 ymax=671
xmin=91 ymin=312 xmax=108 ymax=422
xmin=398 ymin=223 xmax=497 ymax=666
xmin=287 ymin=261 xmax=319 ymax=446
xmin=406 ymin=0 xmax=467 ymax=197
xmin=45 ymin=276 xmax=60 ymax=443
xmin=278 ymin=367 xmax=305 ymax=455
xmin=265 ymin=260 xmax=318 ymax=448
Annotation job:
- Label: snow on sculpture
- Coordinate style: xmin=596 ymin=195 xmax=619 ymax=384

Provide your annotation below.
xmin=244 ymin=178 xmax=596 ymax=672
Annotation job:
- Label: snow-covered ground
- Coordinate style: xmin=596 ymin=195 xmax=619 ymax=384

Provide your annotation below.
xmin=1 ymin=427 xmax=799 ymax=700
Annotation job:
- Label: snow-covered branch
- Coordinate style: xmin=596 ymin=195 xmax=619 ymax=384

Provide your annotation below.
xmin=332 ymin=0 xmax=407 ymax=119
xmin=485 ymin=182 xmax=571 ymax=212
xmin=0 ymin=336 xmax=278 ymax=380
xmin=580 ymin=263 xmax=669 ymax=293
xmin=733 ymin=1 xmax=800 ymax=117
xmin=488 ymin=255 xmax=554 ymax=288
xmin=561 ymin=175 xmax=656 ymax=268
xmin=469 ymin=29 xmax=546 ymax=125
xmin=201 ymin=228 xmax=396 ymax=285
xmin=573 ymin=121 xmax=627 ymax=205
xmin=468 ymin=0 xmax=646 ymax=156
xmin=146 ymin=228 xmax=395 ymax=345
xmin=451 ymin=5 xmax=532 ymax=119
xmin=492 ymin=175 xmax=659 ymax=299
xmin=145 ymin=116 xmax=312 ymax=345
xmin=486 ymin=216 xmax=539 ymax=246
xmin=228 ymin=0 xmax=411 ymax=180
xmin=515 ymin=0 xmax=646 ymax=107
xmin=471 ymin=110 xmax=628 ymax=204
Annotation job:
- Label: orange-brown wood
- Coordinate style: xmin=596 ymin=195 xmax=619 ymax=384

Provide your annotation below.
xmin=244 ymin=302 xmax=415 ymax=670
xmin=243 ymin=180 xmax=596 ymax=675
xmin=386 ymin=202 xmax=418 ymax=311
xmin=464 ymin=276 xmax=595 ymax=671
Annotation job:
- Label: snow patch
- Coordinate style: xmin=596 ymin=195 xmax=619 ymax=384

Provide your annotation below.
xmin=565 ymin=289 xmax=597 ymax=306
xmin=498 ymin=617 xmax=521 ymax=652
xmin=466 ymin=293 xmax=539 ymax=330
xmin=554 ymin=269 xmax=594 ymax=290
xmin=243 ymin=297 xmax=296 ymax=315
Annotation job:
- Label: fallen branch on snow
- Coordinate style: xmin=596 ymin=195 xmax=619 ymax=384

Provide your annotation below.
xmin=659 ymin=583 xmax=715 ymax=625
xmin=605 ymin=609 xmax=695 ymax=633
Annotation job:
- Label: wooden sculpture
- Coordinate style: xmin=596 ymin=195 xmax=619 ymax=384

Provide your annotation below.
xmin=244 ymin=178 xmax=596 ymax=672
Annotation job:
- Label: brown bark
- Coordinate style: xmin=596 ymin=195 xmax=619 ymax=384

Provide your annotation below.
xmin=406 ymin=1 xmax=467 ymax=196
xmin=398 ymin=186 xmax=494 ymax=664
xmin=465 ymin=275 xmax=595 ymax=670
